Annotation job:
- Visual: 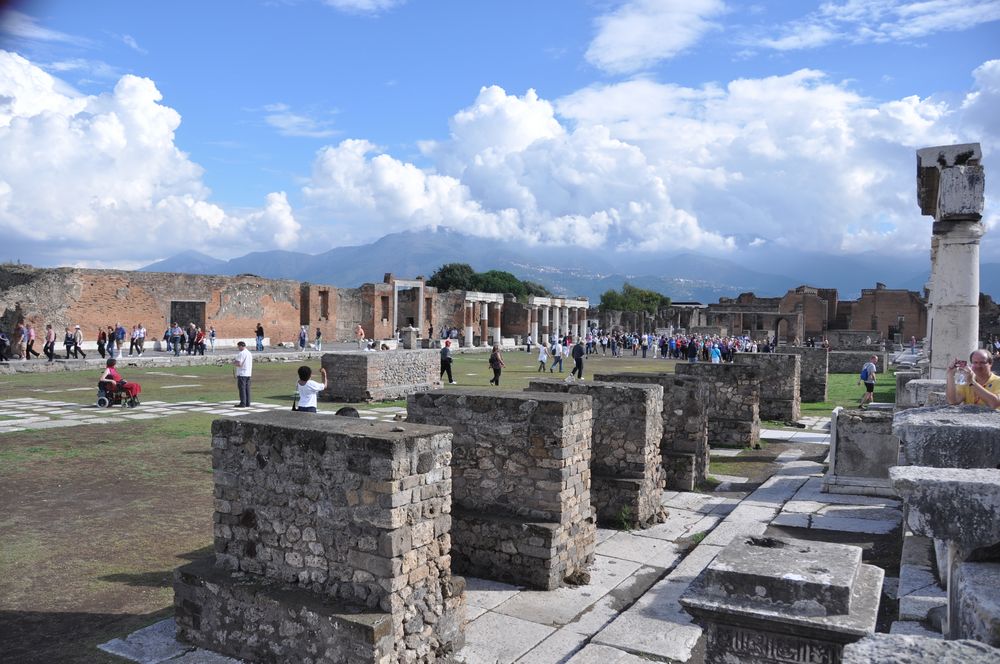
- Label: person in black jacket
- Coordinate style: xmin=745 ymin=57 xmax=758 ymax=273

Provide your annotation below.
xmin=440 ymin=340 xmax=456 ymax=384
xmin=571 ymin=339 xmax=585 ymax=380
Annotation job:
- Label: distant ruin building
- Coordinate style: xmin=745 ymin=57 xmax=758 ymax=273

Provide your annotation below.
xmin=0 ymin=265 xmax=587 ymax=347
xmin=593 ymin=283 xmax=927 ymax=344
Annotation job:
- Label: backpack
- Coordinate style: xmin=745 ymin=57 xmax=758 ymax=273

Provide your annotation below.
xmin=860 ymin=364 xmax=872 ymax=382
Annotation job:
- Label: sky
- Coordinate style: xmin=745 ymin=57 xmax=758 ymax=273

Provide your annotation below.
xmin=1 ymin=0 xmax=999 ymax=269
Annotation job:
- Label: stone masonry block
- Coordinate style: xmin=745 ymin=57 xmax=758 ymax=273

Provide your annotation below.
xmin=674 ymin=363 xmax=761 ymax=448
xmin=783 ymin=346 xmax=829 ymax=403
xmin=734 ymin=352 xmax=801 ymax=421
xmin=322 ymin=350 xmax=441 ymax=402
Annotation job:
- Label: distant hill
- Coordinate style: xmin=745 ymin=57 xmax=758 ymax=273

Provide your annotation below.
xmin=140 ymin=228 xmax=999 ymax=303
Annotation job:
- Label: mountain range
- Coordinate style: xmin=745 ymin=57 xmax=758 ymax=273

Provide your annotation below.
xmin=140 ymin=228 xmax=1000 ymax=304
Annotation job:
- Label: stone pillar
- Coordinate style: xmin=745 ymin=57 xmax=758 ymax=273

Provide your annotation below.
xmin=464 ymin=301 xmax=475 ymax=348
xmin=323 ymin=350 xmax=442 ymax=402
xmin=489 ymin=301 xmax=501 ymax=345
xmin=479 ymin=301 xmax=489 ymax=347
xmin=823 ymin=407 xmax=899 ymax=497
xmin=173 ymin=413 xmax=465 ymax=663
xmin=541 ymin=305 xmax=550 ymax=340
xmin=527 ymin=379 xmax=665 ymax=528
xmin=530 ymin=307 xmax=539 ymax=344
xmin=407 ymin=389 xmax=596 ymax=590
xmin=925 ymin=235 xmax=939 ymax=346
xmin=916 ymin=144 xmax=985 ymax=379
xmin=733 ymin=353 xmax=801 ymax=421
xmin=561 ymin=306 xmax=570 ymax=339
xmin=674 ymin=363 xmax=761 ymax=448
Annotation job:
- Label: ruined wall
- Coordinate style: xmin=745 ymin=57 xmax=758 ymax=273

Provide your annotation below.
xmin=852 ymin=287 xmax=927 ymax=340
xmin=674 ymin=363 xmax=761 ymax=448
xmin=733 ymin=353 xmax=801 ymax=421
xmin=432 ymin=290 xmax=466 ymax=335
xmin=782 ymin=346 xmax=830 ymax=402
xmin=594 ymin=372 xmax=710 ymax=492
xmin=322 ymin=350 xmax=441 ymax=402
xmin=829 ymin=350 xmax=888 ymax=374
xmin=174 ymin=412 xmax=464 ymax=663
xmin=526 ymin=379 xmax=664 ymax=527
xmin=0 ymin=265 xmax=320 ymax=345
xmin=407 ymin=389 xmax=595 ymax=589
xmin=502 ymin=297 xmax=530 ymax=339
xmin=779 ymin=288 xmax=831 ymax=338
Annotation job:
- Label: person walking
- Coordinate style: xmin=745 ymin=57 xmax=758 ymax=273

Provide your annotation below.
xmin=858 ymin=355 xmax=878 ymax=409
xmin=209 ymin=326 xmax=216 ymax=353
xmin=440 ymin=340 xmax=456 ymax=384
xmin=298 ymin=326 xmax=308 ymax=350
xmin=549 ymin=340 xmax=563 ymax=372
xmin=255 ymin=323 xmax=265 ymax=352
xmin=315 ymin=327 xmax=323 ymax=351
xmin=43 ymin=324 xmax=56 ymax=362
xmin=233 ymin=341 xmax=253 ymax=407
xmin=106 ymin=325 xmax=119 ymax=359
xmin=72 ymin=325 xmax=87 ymax=359
xmin=97 ymin=327 xmax=108 ymax=359
xmin=355 ymin=324 xmax=366 ymax=350
xmin=488 ymin=345 xmax=505 ymax=386
xmin=136 ymin=323 xmax=146 ymax=355
xmin=0 ymin=330 xmax=9 ymax=362
xmin=294 ymin=365 xmax=328 ymax=413
xmin=537 ymin=343 xmax=549 ymax=372
xmin=571 ymin=338 xmax=585 ymax=380
xmin=170 ymin=322 xmax=183 ymax=356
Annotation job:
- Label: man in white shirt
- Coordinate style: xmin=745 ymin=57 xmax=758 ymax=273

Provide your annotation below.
xmin=234 ymin=341 xmax=253 ymax=407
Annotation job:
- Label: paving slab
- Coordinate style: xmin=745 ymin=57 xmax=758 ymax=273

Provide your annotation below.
xmin=562 ymin=565 xmax=663 ymax=637
xmin=771 ymin=512 xmax=901 ymax=535
xmin=565 ymin=644 xmax=653 ymax=663
xmin=463 ymin=577 xmax=524 ymax=611
xmin=456 ymin=611 xmax=555 ymax=664
xmin=97 ymin=619 xmax=191 ymax=663
xmin=637 ymin=508 xmax=707 ymax=542
xmin=662 ymin=492 xmax=729 ymax=514
xmin=493 ymin=555 xmax=643 ymax=626
xmin=596 ymin=532 xmax=684 ymax=568
xmin=515 ymin=629 xmax=588 ymax=663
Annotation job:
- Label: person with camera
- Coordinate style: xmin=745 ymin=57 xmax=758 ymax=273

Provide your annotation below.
xmin=946 ymin=349 xmax=1000 ymax=409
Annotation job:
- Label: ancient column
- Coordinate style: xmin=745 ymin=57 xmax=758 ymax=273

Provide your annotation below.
xmin=567 ymin=308 xmax=576 ymax=341
xmin=561 ymin=306 xmax=570 ymax=339
xmin=479 ymin=302 xmax=489 ymax=347
xmin=489 ymin=301 xmax=502 ymax=345
xmin=464 ymin=301 xmax=475 ymax=348
xmin=530 ymin=307 xmax=539 ymax=344
xmin=541 ymin=305 xmax=550 ymax=341
xmin=917 ymin=144 xmax=985 ymax=379
xmin=924 ymin=236 xmax=939 ymax=346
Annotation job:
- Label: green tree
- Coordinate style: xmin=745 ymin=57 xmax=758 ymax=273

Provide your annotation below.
xmin=598 ymin=283 xmax=670 ymax=315
xmin=471 ymin=270 xmax=527 ymax=298
xmin=426 ymin=263 xmax=476 ymax=291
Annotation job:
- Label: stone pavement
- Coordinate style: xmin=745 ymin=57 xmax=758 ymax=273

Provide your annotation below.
xmin=0 ymin=397 xmax=408 ymax=435
xmin=95 ymin=416 xmax=894 ymax=664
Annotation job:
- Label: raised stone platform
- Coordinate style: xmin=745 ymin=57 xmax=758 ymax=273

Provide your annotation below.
xmin=173 ymin=412 xmax=465 ymax=663
xmin=824 ymin=407 xmax=899 ymax=497
xmin=527 ymin=379 xmax=665 ymax=528
xmin=892 ymin=405 xmax=1000 ymax=468
xmin=407 ymin=389 xmax=596 ymax=590
xmin=322 ymin=349 xmax=441 ymax=402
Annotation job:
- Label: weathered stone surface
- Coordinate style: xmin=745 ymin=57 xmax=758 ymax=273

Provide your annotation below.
xmin=895 ymin=371 xmax=923 ymax=409
xmin=893 ymin=405 xmax=1000 ymax=468
xmin=890 ymin=466 xmax=1000 ymax=556
xmin=594 ymin=372 xmax=709 ymax=491
xmin=824 ymin=407 xmax=899 ymax=496
xmin=681 ymin=536 xmax=882 ymax=664
xmin=902 ymin=379 xmax=948 ymax=410
xmin=526 ymin=379 xmax=665 ymax=528
xmin=322 ymin=350 xmax=441 ymax=402
xmin=674 ymin=363 xmax=761 ymax=448
xmin=407 ymin=389 xmax=595 ymax=589
xmin=828 ymin=351 xmax=888 ymax=374
xmin=955 ymin=562 xmax=1000 ymax=646
xmin=175 ymin=412 xmax=464 ymax=664
xmin=843 ymin=633 xmax=1000 ymax=663
xmin=733 ymin=353 xmax=801 ymax=421
xmin=783 ymin=346 xmax=829 ymax=402
xmin=917 ymin=143 xmax=985 ymax=219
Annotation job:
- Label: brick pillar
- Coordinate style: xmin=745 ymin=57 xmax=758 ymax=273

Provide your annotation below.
xmin=490 ymin=301 xmax=502 ymax=345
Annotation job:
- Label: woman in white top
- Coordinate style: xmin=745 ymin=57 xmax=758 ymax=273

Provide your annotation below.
xmin=537 ymin=344 xmax=549 ymax=372
xmin=295 ymin=365 xmax=328 ymax=413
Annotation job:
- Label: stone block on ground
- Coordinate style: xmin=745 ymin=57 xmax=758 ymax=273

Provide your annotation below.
xmin=955 ymin=562 xmax=1000 ymax=646
xmin=824 ymin=407 xmax=899 ymax=497
xmin=321 ymin=349 xmax=441 ymax=402
xmin=892 ymin=405 xmax=1000 ymax=468
xmin=783 ymin=346 xmax=829 ymax=402
xmin=895 ymin=371 xmax=923 ymax=409
xmin=673 ymin=363 xmax=761 ymax=449
xmin=526 ymin=379 xmax=665 ymax=528
xmin=407 ymin=389 xmax=595 ymax=589
xmin=733 ymin=352 xmax=801 ymax=421
xmin=593 ymin=371 xmax=709 ymax=491
xmin=842 ymin=633 xmax=1000 ymax=663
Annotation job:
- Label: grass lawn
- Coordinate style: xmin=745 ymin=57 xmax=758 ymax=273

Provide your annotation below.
xmin=0 ymin=353 xmax=869 ymax=662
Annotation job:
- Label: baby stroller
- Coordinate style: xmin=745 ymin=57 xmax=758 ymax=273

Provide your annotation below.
xmin=97 ymin=379 xmax=142 ymax=408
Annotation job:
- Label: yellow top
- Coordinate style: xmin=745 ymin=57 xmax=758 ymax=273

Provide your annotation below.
xmin=956 ymin=372 xmax=1000 ymax=408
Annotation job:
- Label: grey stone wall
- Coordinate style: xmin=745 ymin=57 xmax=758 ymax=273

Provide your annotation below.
xmin=783 ymin=346 xmax=829 ymax=402
xmin=674 ymin=363 xmax=761 ymax=448
xmin=526 ymin=379 xmax=665 ymax=527
xmin=895 ymin=371 xmax=923 ymax=409
xmin=733 ymin=353 xmax=801 ymax=421
xmin=322 ymin=349 xmax=441 ymax=402
xmin=173 ymin=412 xmax=464 ymax=664
xmin=824 ymin=407 xmax=899 ymax=497
xmin=407 ymin=389 xmax=595 ymax=589
xmin=829 ymin=350 xmax=888 ymax=374
xmin=593 ymin=371 xmax=709 ymax=491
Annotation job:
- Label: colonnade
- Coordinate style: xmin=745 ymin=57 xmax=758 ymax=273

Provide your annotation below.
xmin=462 ymin=293 xmax=504 ymax=347
xmin=527 ymin=297 xmax=590 ymax=344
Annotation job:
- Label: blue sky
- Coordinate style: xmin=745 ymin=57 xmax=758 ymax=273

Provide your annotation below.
xmin=1 ymin=0 xmax=999 ymax=268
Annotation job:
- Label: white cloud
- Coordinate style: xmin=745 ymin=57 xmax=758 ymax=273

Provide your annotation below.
xmin=322 ymin=0 xmax=405 ymax=15
xmin=0 ymin=10 xmax=90 ymax=46
xmin=750 ymin=0 xmax=1000 ymax=51
xmin=122 ymin=34 xmax=147 ymax=54
xmin=0 ymin=51 xmax=300 ymax=264
xmin=586 ymin=0 xmax=726 ymax=74
xmin=302 ymin=87 xmax=733 ymax=252
xmin=262 ymin=102 xmax=339 ymax=138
